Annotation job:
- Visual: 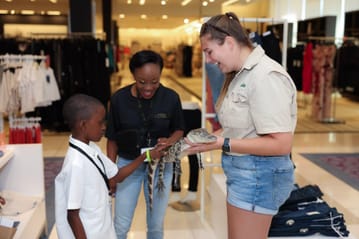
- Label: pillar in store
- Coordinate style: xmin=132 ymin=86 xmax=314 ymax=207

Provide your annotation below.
xmin=0 ymin=23 xmax=3 ymax=38
xmin=102 ymin=0 xmax=112 ymax=43
xmin=69 ymin=0 xmax=94 ymax=33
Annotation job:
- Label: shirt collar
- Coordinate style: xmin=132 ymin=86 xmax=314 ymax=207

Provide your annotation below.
xmin=69 ymin=136 xmax=98 ymax=158
xmin=242 ymin=45 xmax=265 ymax=70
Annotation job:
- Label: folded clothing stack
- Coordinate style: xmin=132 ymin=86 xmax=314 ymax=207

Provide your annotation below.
xmin=269 ymin=184 xmax=350 ymax=237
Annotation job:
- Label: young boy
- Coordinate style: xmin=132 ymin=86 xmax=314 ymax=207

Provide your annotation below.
xmin=55 ymin=94 xmax=165 ymax=239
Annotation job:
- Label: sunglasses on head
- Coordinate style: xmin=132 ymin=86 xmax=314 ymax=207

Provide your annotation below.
xmin=204 ymin=22 xmax=230 ymax=36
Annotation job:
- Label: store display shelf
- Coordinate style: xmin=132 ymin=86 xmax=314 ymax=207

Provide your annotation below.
xmin=0 ymin=148 xmax=14 ymax=170
xmin=0 ymin=191 xmax=46 ymax=239
xmin=0 ymin=144 xmax=47 ymax=239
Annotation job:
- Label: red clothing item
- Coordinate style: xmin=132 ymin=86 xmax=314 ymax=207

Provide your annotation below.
xmin=34 ymin=125 xmax=42 ymax=143
xmin=25 ymin=127 xmax=33 ymax=143
xmin=206 ymin=77 xmax=221 ymax=131
xmin=302 ymin=42 xmax=313 ymax=94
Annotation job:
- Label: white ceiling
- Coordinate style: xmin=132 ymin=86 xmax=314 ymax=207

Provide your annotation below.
xmin=0 ymin=0 xmax=255 ymax=29
xmin=111 ymin=0 xmax=228 ymax=29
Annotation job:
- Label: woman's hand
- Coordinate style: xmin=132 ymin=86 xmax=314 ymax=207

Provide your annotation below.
xmin=183 ymin=136 xmax=223 ymax=155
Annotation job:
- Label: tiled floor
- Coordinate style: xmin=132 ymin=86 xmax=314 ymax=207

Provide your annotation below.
xmin=46 ymin=69 xmax=359 ymax=238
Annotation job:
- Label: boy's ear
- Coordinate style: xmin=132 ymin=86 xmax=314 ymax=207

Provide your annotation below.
xmin=79 ymin=119 xmax=87 ymax=129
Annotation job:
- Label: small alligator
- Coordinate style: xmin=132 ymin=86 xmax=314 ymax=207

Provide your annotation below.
xmin=147 ymin=128 xmax=217 ymax=210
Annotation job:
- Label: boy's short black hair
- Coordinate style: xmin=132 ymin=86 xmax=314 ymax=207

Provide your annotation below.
xmin=129 ymin=50 xmax=164 ymax=74
xmin=62 ymin=94 xmax=103 ymax=130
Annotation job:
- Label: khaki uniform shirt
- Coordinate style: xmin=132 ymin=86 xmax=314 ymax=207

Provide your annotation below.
xmin=217 ymin=45 xmax=297 ymax=155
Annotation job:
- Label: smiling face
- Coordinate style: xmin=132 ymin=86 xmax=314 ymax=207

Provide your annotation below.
xmin=133 ymin=63 xmax=161 ymax=99
xmin=201 ymin=35 xmax=235 ymax=73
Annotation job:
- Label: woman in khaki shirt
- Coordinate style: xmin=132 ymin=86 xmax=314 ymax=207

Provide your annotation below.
xmin=186 ymin=12 xmax=297 ymax=239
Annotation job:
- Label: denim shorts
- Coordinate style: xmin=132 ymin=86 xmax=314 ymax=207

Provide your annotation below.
xmin=221 ymin=153 xmax=295 ymax=215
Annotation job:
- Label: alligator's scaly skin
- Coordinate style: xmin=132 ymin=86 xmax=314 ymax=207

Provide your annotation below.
xmin=147 ymin=128 xmax=216 ymax=210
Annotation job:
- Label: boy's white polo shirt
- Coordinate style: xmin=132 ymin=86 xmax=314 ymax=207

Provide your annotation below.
xmin=55 ymin=136 xmax=118 ymax=239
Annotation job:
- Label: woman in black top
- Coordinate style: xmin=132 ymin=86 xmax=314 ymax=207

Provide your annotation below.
xmin=106 ymin=50 xmax=185 ymax=239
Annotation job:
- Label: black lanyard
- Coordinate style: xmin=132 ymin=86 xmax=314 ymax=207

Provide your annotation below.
xmin=69 ymin=142 xmax=110 ymax=191
xmin=136 ymin=88 xmax=153 ymax=147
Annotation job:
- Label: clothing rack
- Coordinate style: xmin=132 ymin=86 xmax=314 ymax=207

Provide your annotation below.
xmin=30 ymin=32 xmax=106 ymax=39
xmin=0 ymin=54 xmax=47 ymax=61
xmin=241 ymin=17 xmax=289 ymax=68
xmin=0 ymin=53 xmax=61 ymax=115
xmin=308 ymin=36 xmax=358 ymax=45
xmin=199 ymin=17 xmax=289 ymax=222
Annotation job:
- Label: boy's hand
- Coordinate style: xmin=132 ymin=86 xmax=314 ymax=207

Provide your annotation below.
xmin=108 ymin=178 xmax=117 ymax=196
xmin=0 ymin=196 xmax=5 ymax=206
xmin=149 ymin=146 xmax=167 ymax=160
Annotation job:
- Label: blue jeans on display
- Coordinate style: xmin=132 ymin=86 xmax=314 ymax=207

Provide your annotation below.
xmin=114 ymin=157 xmax=173 ymax=239
xmin=280 ymin=184 xmax=324 ymax=211
xmin=270 ymin=202 xmax=349 ymax=237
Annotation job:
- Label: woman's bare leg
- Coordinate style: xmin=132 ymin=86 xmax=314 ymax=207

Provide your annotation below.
xmin=227 ymin=202 xmax=273 ymax=239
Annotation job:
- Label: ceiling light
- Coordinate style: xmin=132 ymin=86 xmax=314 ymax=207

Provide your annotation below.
xmin=181 ymin=0 xmax=192 ymax=6
xmin=10 ymin=10 xmax=15 ymax=14
xmin=5 ymin=0 xmax=13 ymax=2
xmin=161 ymin=0 xmax=166 ymax=5
xmin=0 ymin=10 xmax=9 ymax=14
xmin=184 ymin=18 xmax=189 ymax=24
xmin=49 ymin=0 xmax=57 ymax=3
xmin=162 ymin=15 xmax=168 ymax=19
xmin=40 ymin=11 xmax=45 ymax=15
xmin=119 ymin=14 xmax=125 ymax=19
xmin=202 ymin=1 xmax=208 ymax=6
xmin=209 ymin=0 xmax=215 ymax=2
xmin=222 ymin=0 xmax=238 ymax=6
xmin=21 ymin=10 xmax=35 ymax=15
xmin=30 ymin=0 xmax=36 ymax=2
xmin=47 ymin=10 xmax=61 ymax=15
xmin=139 ymin=0 xmax=145 ymax=5
xmin=140 ymin=14 xmax=147 ymax=19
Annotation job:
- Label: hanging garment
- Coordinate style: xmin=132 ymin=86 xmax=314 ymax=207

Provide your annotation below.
xmin=249 ymin=31 xmax=263 ymax=47
xmin=182 ymin=45 xmax=193 ymax=77
xmin=261 ymin=30 xmax=282 ymax=64
xmin=302 ymin=42 xmax=313 ymax=94
xmin=287 ymin=45 xmax=304 ymax=91
xmin=311 ymin=44 xmax=336 ymax=121
xmin=336 ymin=44 xmax=359 ymax=98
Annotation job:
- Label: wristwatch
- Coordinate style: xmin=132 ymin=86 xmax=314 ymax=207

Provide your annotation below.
xmin=222 ymin=138 xmax=231 ymax=153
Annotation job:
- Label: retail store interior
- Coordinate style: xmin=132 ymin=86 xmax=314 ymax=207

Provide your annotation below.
xmin=0 ymin=0 xmax=359 ymax=238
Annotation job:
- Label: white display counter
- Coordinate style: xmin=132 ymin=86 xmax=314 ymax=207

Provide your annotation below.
xmin=0 ymin=144 xmax=47 ymax=239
